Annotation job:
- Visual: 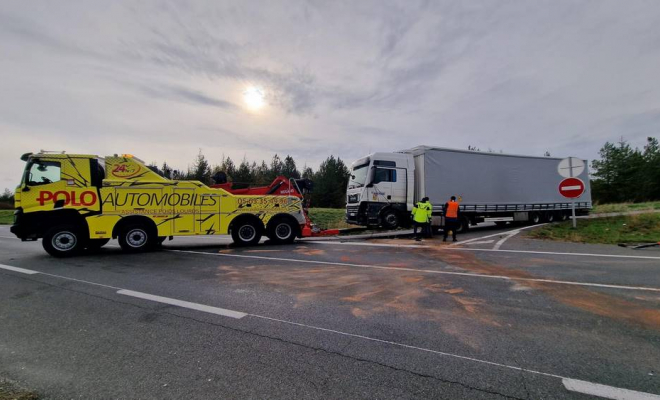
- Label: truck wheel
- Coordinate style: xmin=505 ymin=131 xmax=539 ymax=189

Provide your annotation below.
xmin=529 ymin=212 xmax=541 ymax=225
xmin=86 ymin=238 xmax=110 ymax=251
xmin=118 ymin=223 xmax=155 ymax=253
xmin=494 ymin=221 xmax=507 ymax=227
xmin=544 ymin=212 xmax=555 ymax=223
xmin=231 ymin=219 xmax=262 ymax=246
xmin=380 ymin=210 xmax=400 ymax=230
xmin=43 ymin=225 xmax=85 ymax=257
xmin=267 ymin=217 xmax=298 ymax=245
xmin=559 ymin=212 xmax=569 ymax=221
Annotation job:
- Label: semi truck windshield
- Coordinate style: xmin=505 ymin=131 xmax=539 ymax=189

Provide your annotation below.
xmin=348 ymin=164 xmax=369 ymax=189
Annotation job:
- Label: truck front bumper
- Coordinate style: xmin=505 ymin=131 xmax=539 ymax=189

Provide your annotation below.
xmin=10 ymin=209 xmax=38 ymax=241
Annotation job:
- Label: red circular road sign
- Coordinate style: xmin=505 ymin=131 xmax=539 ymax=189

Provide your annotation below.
xmin=559 ymin=177 xmax=585 ymax=199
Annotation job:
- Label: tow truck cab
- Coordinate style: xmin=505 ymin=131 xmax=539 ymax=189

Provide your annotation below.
xmin=12 ymin=152 xmax=306 ymax=257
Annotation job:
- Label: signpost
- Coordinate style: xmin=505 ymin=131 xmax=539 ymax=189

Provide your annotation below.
xmin=557 ymin=157 xmax=586 ymax=228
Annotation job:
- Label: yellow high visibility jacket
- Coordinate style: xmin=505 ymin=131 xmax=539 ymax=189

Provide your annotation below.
xmin=412 ymin=202 xmax=431 ymax=223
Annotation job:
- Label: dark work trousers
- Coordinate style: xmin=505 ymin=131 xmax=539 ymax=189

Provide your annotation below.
xmin=443 ymin=218 xmax=458 ymax=241
xmin=413 ymin=221 xmax=429 ymax=240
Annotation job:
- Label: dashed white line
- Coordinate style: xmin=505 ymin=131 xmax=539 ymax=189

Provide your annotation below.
xmin=117 ymin=289 xmax=247 ymax=319
xmin=166 ymin=249 xmax=660 ymax=292
xmin=563 ymin=378 xmax=660 ymax=400
xmin=0 ymin=264 xmax=39 ymax=274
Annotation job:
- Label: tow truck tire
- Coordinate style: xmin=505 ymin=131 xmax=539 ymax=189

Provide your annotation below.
xmin=43 ymin=224 xmax=85 ymax=257
xmin=267 ymin=217 xmax=298 ymax=245
xmin=380 ymin=209 xmax=400 ymax=230
xmin=86 ymin=238 xmax=110 ymax=251
xmin=231 ymin=218 xmax=262 ymax=246
xmin=118 ymin=223 xmax=156 ymax=253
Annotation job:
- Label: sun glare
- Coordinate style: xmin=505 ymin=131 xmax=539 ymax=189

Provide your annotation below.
xmin=243 ymin=86 xmax=265 ymax=111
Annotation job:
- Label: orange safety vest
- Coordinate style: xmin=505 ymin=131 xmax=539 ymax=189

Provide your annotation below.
xmin=445 ymin=201 xmax=459 ymax=218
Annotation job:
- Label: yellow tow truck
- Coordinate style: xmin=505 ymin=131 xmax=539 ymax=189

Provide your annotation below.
xmin=11 ymin=152 xmax=306 ymax=257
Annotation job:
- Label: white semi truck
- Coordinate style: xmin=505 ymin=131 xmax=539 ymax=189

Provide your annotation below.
xmin=345 ymin=146 xmax=592 ymax=231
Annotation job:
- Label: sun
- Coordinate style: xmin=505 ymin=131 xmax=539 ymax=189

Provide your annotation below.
xmin=243 ymin=86 xmax=265 ymax=111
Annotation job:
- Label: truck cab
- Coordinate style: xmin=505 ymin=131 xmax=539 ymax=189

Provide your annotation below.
xmin=345 ymin=152 xmax=414 ymax=229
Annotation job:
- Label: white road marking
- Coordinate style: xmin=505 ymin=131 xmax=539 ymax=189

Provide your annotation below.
xmin=167 ymin=249 xmax=660 ymax=292
xmin=463 ymin=240 xmax=495 ymax=245
xmin=117 ymin=289 xmax=247 ymax=319
xmin=0 ymin=264 xmax=39 ymax=274
xmin=450 ymin=247 xmax=660 ymax=260
xmin=563 ymin=378 xmax=660 ymax=400
xmin=492 ymin=228 xmax=530 ymax=250
xmin=0 ymin=235 xmax=20 ymax=240
xmin=451 ymin=224 xmax=547 ymax=247
xmin=2 ymin=262 xmax=659 ymax=398
xmin=305 ymin=241 xmax=427 ymax=249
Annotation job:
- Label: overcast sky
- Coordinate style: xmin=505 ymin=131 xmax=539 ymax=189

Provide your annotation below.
xmin=2 ymin=0 xmax=660 ymax=190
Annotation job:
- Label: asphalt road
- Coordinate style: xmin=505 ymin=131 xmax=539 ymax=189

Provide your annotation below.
xmin=1 ymin=223 xmax=659 ymax=399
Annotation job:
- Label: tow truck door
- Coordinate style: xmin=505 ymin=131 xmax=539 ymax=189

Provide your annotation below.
xmin=197 ymin=193 xmax=221 ymax=234
xmin=172 ymin=188 xmax=195 ymax=234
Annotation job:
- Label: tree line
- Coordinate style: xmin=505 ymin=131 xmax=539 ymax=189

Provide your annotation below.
xmin=151 ymin=152 xmax=349 ymax=208
xmin=591 ymin=137 xmax=660 ymax=203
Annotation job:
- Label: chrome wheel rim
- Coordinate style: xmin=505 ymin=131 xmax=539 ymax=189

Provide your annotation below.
xmin=239 ymin=225 xmax=256 ymax=242
xmin=275 ymin=223 xmax=292 ymax=240
xmin=52 ymin=231 xmax=76 ymax=251
xmin=127 ymin=229 xmax=147 ymax=248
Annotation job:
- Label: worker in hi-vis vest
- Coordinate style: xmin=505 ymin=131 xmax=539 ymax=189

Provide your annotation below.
xmin=412 ymin=197 xmax=432 ymax=241
xmin=443 ymin=196 xmax=460 ymax=242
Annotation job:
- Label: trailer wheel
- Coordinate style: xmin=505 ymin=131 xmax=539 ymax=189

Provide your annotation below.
xmin=543 ymin=212 xmax=555 ymax=223
xmin=43 ymin=224 xmax=85 ymax=257
xmin=118 ymin=223 xmax=156 ymax=253
xmin=231 ymin=218 xmax=263 ymax=246
xmin=267 ymin=217 xmax=298 ymax=245
xmin=380 ymin=209 xmax=400 ymax=230
xmin=559 ymin=212 xmax=569 ymax=221
xmin=529 ymin=212 xmax=541 ymax=225
xmin=494 ymin=221 xmax=508 ymax=227
xmin=86 ymin=238 xmax=110 ymax=251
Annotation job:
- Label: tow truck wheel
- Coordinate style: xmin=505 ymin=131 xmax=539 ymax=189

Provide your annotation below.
xmin=118 ymin=223 xmax=155 ymax=253
xmin=231 ymin=219 xmax=262 ymax=246
xmin=267 ymin=217 xmax=297 ymax=245
xmin=43 ymin=225 xmax=85 ymax=257
xmin=86 ymin=238 xmax=110 ymax=251
xmin=380 ymin=210 xmax=400 ymax=230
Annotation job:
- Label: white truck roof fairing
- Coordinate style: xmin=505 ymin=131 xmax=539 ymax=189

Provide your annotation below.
xmin=400 ymin=146 xmax=564 ymax=161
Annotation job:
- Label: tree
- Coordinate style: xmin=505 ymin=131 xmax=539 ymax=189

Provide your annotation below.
xmin=161 ymin=162 xmax=173 ymax=179
xmin=190 ymin=150 xmax=212 ymax=185
xmin=268 ymin=154 xmax=284 ymax=181
xmin=302 ymin=166 xmax=314 ymax=180
xmin=282 ymin=155 xmax=301 ymax=179
xmin=233 ymin=158 xmax=253 ymax=184
xmin=311 ymin=156 xmax=349 ymax=208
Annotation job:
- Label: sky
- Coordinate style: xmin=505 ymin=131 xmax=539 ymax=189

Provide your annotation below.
xmin=2 ymin=0 xmax=660 ymax=191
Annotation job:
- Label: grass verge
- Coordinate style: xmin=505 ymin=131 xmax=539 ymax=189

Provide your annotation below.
xmin=592 ymin=201 xmax=660 ymax=214
xmin=529 ymin=213 xmax=660 ymax=244
xmin=0 ymin=210 xmax=13 ymax=225
xmin=307 ymin=208 xmax=353 ymax=230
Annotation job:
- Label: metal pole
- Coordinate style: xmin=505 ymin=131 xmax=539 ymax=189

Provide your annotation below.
xmin=571 ymin=200 xmax=576 ymax=229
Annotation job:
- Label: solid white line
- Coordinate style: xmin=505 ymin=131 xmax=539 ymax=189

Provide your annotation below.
xmin=0 ymin=264 xmax=39 ymax=275
xmin=167 ymin=249 xmax=660 ymax=292
xmin=563 ymin=378 xmax=660 ymax=400
xmin=0 ymin=235 xmax=20 ymax=240
xmin=305 ymin=241 xmax=428 ymax=249
xmin=449 ymin=247 xmax=660 ymax=260
xmin=464 ymin=240 xmax=495 ymax=245
xmin=117 ymin=289 xmax=247 ymax=319
xmin=492 ymin=229 xmax=525 ymax=250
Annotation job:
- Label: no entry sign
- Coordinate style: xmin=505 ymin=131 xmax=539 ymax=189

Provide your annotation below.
xmin=559 ymin=177 xmax=585 ymax=199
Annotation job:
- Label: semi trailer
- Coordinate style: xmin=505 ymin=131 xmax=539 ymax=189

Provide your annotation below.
xmin=345 ymin=146 xmax=592 ymax=231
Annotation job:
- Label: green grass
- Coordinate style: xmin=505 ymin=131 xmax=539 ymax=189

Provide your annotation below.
xmin=592 ymin=201 xmax=660 ymax=214
xmin=0 ymin=380 xmax=38 ymax=400
xmin=529 ymin=213 xmax=660 ymax=244
xmin=307 ymin=208 xmax=353 ymax=230
xmin=0 ymin=210 xmax=13 ymax=225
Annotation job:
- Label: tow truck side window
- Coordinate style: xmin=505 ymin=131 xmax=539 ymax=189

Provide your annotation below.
xmin=26 ymin=160 xmax=61 ymax=186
